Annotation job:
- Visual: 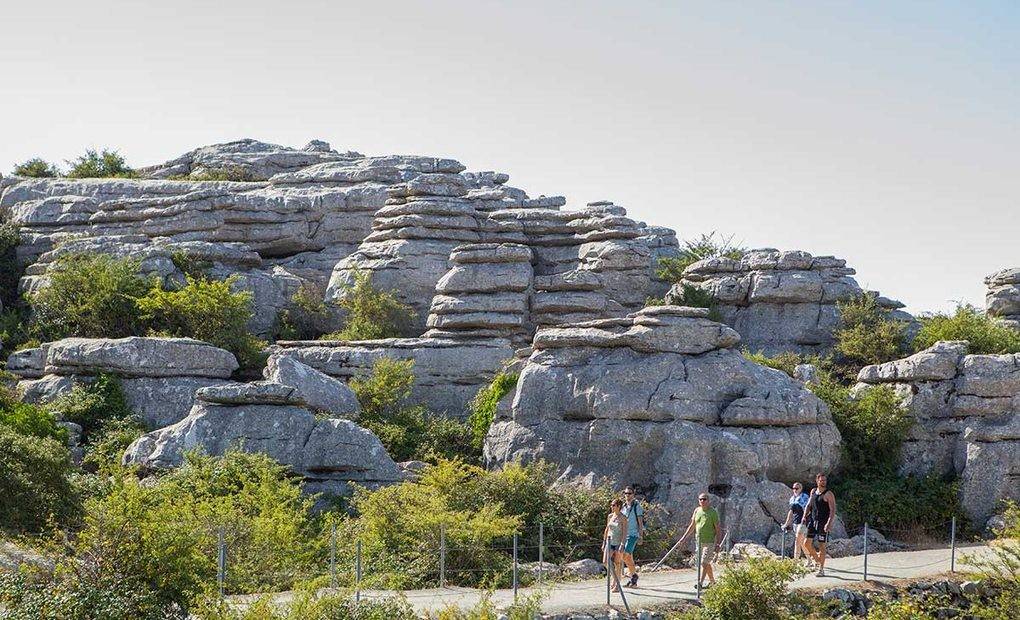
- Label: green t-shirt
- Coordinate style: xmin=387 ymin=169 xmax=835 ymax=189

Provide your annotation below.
xmin=694 ymin=506 xmax=720 ymax=545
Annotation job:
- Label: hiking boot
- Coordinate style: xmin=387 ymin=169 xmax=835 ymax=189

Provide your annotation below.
xmin=816 ymin=569 xmax=826 ymax=577
xmin=629 ymin=573 xmax=639 ymax=587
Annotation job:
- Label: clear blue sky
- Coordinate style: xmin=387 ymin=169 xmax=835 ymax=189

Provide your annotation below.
xmin=2 ymin=1 xmax=1017 ymax=313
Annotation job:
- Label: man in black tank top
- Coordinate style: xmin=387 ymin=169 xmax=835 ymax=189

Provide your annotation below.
xmin=803 ymin=472 xmax=837 ymax=577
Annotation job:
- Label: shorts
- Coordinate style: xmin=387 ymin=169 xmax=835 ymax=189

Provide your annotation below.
xmin=806 ymin=523 xmax=828 ymax=543
xmin=697 ymin=544 xmax=716 ymax=565
xmin=608 ymin=542 xmax=621 ymax=551
xmin=793 ymin=523 xmax=806 ymax=537
xmin=623 ymin=535 xmax=639 ymax=554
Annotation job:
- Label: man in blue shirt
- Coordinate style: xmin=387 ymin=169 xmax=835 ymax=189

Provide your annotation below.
xmin=620 ymin=486 xmax=644 ymax=587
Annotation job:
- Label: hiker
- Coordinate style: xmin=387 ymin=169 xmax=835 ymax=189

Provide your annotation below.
xmin=782 ymin=482 xmax=810 ymax=561
xmin=603 ymin=498 xmax=629 ymax=592
xmin=621 ymin=486 xmax=644 ymax=587
xmin=803 ymin=472 xmax=837 ymax=577
xmin=674 ymin=492 xmax=721 ymax=589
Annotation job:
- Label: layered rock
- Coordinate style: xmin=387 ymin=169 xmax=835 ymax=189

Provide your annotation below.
xmin=485 ymin=306 xmax=842 ymax=543
xmin=985 ymin=268 xmax=1020 ymax=329
xmin=424 ymin=243 xmax=533 ymax=343
xmin=123 ymin=358 xmax=397 ymax=497
xmin=271 ymin=337 xmax=514 ymax=417
xmin=855 ymin=342 xmax=1020 ymax=524
xmin=8 ymin=337 xmax=237 ymax=428
xmin=671 ymin=249 xmax=911 ymax=356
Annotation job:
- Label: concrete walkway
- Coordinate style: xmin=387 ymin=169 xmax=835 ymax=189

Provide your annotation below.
xmin=241 ymin=545 xmax=994 ymax=615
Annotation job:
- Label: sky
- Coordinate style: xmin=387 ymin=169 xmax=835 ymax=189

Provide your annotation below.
xmin=1 ymin=0 xmax=1017 ymax=313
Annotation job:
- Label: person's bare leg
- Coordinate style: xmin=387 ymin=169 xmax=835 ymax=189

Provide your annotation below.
xmin=704 ymin=562 xmax=715 ymax=584
xmin=802 ymin=538 xmax=818 ymax=563
xmin=612 ymin=552 xmax=623 ymax=591
xmin=793 ymin=532 xmax=804 ymax=559
xmin=817 ymin=542 xmax=827 ymax=573
xmin=623 ymin=552 xmax=636 ymax=578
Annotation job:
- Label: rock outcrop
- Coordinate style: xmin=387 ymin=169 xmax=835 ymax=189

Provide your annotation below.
xmin=671 ymin=249 xmax=912 ymax=356
xmin=271 ymin=337 xmax=513 ymax=417
xmin=7 ymin=337 xmax=237 ymax=428
xmin=485 ymin=305 xmax=842 ymax=543
xmin=985 ymin=268 xmax=1020 ymax=329
xmin=123 ymin=358 xmax=397 ymax=497
xmin=855 ymin=341 xmax=1020 ymax=524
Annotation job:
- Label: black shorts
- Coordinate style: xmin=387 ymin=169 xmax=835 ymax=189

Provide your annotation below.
xmin=806 ymin=523 xmax=827 ymax=543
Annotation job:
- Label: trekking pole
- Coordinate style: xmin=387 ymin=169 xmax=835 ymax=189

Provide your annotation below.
xmin=950 ymin=517 xmax=956 ymax=573
xmin=863 ymin=522 xmax=869 ymax=581
xmin=611 ymin=555 xmax=634 ymax=619
xmin=782 ymin=528 xmax=788 ymax=560
xmin=512 ymin=532 xmax=519 ymax=602
xmin=329 ymin=522 xmax=337 ymax=589
xmin=538 ymin=523 xmax=545 ymax=584
xmin=695 ymin=538 xmax=702 ymax=601
xmin=605 ymin=535 xmax=611 ymax=605
xmin=439 ymin=524 xmax=446 ymax=588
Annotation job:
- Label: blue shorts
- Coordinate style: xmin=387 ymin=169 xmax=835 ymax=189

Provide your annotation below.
xmin=623 ymin=534 xmax=639 ymax=554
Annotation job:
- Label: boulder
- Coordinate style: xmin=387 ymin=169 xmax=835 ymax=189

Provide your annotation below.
xmin=560 ymin=559 xmax=606 ymax=578
xmin=264 ymin=354 xmax=360 ymax=418
xmin=985 ymin=267 xmax=1020 ymax=329
xmin=485 ymin=306 xmax=841 ymax=544
xmin=672 ymin=249 xmax=913 ymax=356
xmin=123 ymin=379 xmax=402 ymax=497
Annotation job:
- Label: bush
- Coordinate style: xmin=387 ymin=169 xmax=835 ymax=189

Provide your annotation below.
xmin=678 ymin=556 xmax=807 ymax=620
xmin=0 ymin=393 xmax=68 ymax=443
xmin=30 ymin=253 xmax=153 ymax=341
xmin=741 ymin=351 xmax=808 ymax=377
xmin=656 ymin=232 xmax=746 ymax=283
xmin=192 ymin=591 xmax=417 ymax=620
xmin=467 ymin=371 xmax=519 ymax=449
xmin=75 ymin=450 xmax=320 ymax=607
xmin=325 ymin=270 xmax=415 ymax=341
xmin=351 ymin=358 xmax=477 ymax=462
xmin=276 ymin=284 xmax=331 ymax=341
xmin=0 ymin=306 xmax=34 ymax=357
xmin=0 ymin=568 xmax=180 ymax=620
xmin=47 ymin=373 xmax=133 ymax=444
xmin=668 ymin=283 xmax=723 ymax=321
xmin=0 ymin=220 xmax=24 ymax=308
xmin=83 ymin=417 xmax=146 ymax=474
xmin=818 ymin=382 xmax=911 ymax=467
xmin=914 ymin=304 xmax=1020 ymax=354
xmin=12 ymin=157 xmax=60 ymax=178
xmin=0 ymin=424 xmax=80 ymax=533
xmin=65 ymin=149 xmax=137 ymax=179
xmin=833 ymin=295 xmax=910 ymax=370
xmin=136 ymin=275 xmax=266 ymax=370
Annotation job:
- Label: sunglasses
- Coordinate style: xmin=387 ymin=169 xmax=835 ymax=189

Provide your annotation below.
xmin=624 ymin=492 xmax=634 ymax=495
xmin=698 ymin=497 xmax=709 ymax=501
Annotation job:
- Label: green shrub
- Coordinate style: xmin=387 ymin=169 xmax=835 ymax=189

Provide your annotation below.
xmin=0 ymin=306 xmax=34 ymax=357
xmin=467 ymin=371 xmax=519 ymax=449
xmin=136 ymin=275 xmax=266 ymax=370
xmin=30 ymin=253 xmax=153 ymax=341
xmin=12 ymin=157 xmax=60 ymax=178
xmin=169 ymin=251 xmax=212 ymax=279
xmin=75 ymin=450 xmax=320 ymax=607
xmin=0 ymin=220 xmax=24 ymax=308
xmin=0 ymin=568 xmax=179 ymax=620
xmin=678 ymin=556 xmax=807 ymax=620
xmin=351 ymin=358 xmax=477 ymax=462
xmin=83 ymin=417 xmax=146 ymax=474
xmin=833 ymin=295 xmax=910 ymax=370
xmin=818 ymin=382 xmax=910 ymax=467
xmin=192 ymin=591 xmax=417 ymax=620
xmin=0 ymin=391 xmax=68 ymax=443
xmin=65 ymin=149 xmax=137 ymax=179
xmin=669 ymin=283 xmax=723 ymax=321
xmin=276 ymin=284 xmax=331 ymax=340
xmin=914 ymin=304 xmax=1020 ymax=354
xmin=0 ymin=424 xmax=80 ymax=533
xmin=656 ymin=232 xmax=745 ymax=283
xmin=47 ymin=373 xmax=133 ymax=443
xmin=741 ymin=351 xmax=808 ymax=377
xmin=324 ymin=270 xmax=415 ymax=341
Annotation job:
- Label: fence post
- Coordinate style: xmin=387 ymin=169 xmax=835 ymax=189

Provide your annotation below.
xmin=605 ymin=536 xmax=611 ymax=605
xmin=538 ymin=523 xmax=544 ymax=584
xmin=439 ymin=524 xmax=446 ymax=588
xmin=695 ymin=538 xmax=702 ymax=601
xmin=355 ymin=539 xmax=362 ymax=604
xmin=329 ymin=522 xmax=337 ymax=589
xmin=950 ymin=517 xmax=957 ymax=573
xmin=863 ymin=522 xmax=869 ymax=581
xmin=512 ymin=532 xmax=519 ymax=602
xmin=217 ymin=527 xmax=226 ymax=597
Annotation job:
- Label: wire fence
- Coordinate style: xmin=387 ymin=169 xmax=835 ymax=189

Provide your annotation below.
xmin=211 ymin=516 xmax=971 ymax=614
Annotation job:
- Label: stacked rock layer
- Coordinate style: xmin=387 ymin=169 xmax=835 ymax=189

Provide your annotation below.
xmin=672 ymin=249 xmax=913 ymax=356
xmin=484 ymin=305 xmax=843 ymax=544
xmin=985 ymin=267 xmax=1020 ymax=329
xmin=855 ymin=341 xmax=1020 ymax=525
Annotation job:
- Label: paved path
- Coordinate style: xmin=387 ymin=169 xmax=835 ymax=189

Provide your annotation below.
xmin=241 ymin=545 xmax=994 ymax=615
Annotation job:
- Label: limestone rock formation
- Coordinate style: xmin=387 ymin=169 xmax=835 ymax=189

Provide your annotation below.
xmin=855 ymin=342 xmax=1020 ymax=524
xmin=484 ymin=305 xmax=842 ymax=543
xmin=7 ymin=337 xmax=237 ymax=428
xmin=985 ymin=267 xmax=1020 ymax=329
xmin=271 ymin=336 xmax=513 ymax=417
xmin=263 ymin=353 xmax=360 ymax=419
xmin=670 ymin=249 xmax=912 ymax=356
xmin=123 ymin=367 xmax=400 ymax=497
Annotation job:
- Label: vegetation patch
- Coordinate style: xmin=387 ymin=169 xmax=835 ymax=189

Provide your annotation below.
xmin=656 ymin=232 xmax=746 ymax=283
xmin=65 ymin=149 xmax=137 ymax=179
xmin=467 ymin=371 xmax=519 ymax=450
xmin=323 ymin=270 xmax=415 ymax=341
xmin=833 ymin=294 xmax=910 ymax=371
xmin=11 ymin=157 xmax=60 ymax=178
xmin=914 ymin=303 xmax=1020 ymax=354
